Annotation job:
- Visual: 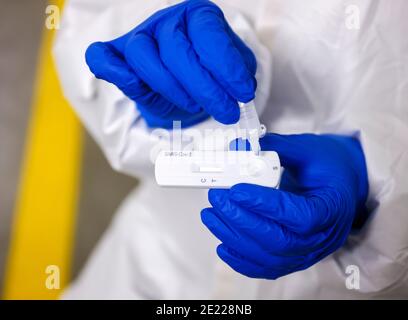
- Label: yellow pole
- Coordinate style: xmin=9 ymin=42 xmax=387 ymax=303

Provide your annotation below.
xmin=3 ymin=0 xmax=83 ymax=299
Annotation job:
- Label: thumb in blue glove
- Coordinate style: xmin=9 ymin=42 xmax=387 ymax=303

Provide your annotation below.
xmin=85 ymin=0 xmax=257 ymax=128
xmin=201 ymin=133 xmax=369 ymax=279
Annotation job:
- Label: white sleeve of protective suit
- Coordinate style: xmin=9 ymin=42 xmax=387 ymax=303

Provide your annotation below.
xmin=53 ymin=0 xmax=271 ymax=178
xmin=329 ymin=1 xmax=408 ymax=296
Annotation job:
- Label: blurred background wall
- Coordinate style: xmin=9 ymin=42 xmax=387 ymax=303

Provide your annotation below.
xmin=0 ymin=0 xmax=137 ymax=298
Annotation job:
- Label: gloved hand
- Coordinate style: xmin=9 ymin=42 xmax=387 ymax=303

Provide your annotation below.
xmin=85 ymin=0 xmax=257 ymax=128
xmin=201 ymin=133 xmax=369 ymax=279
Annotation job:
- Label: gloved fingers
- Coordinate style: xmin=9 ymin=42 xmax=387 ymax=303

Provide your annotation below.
xmin=155 ymin=16 xmax=240 ymax=125
xmin=201 ymin=208 xmax=275 ymax=267
xmin=225 ymin=23 xmax=257 ymax=76
xmin=201 ymin=208 xmax=305 ymax=269
xmin=217 ymin=245 xmax=283 ymax=279
xmin=85 ymin=41 xmax=150 ymax=101
xmin=220 ymin=247 xmax=305 ymax=280
xmin=228 ymin=184 xmax=336 ymax=235
xmin=208 ymin=189 xmax=328 ymax=253
xmin=186 ymin=4 xmax=256 ymax=102
xmin=123 ymin=33 xmax=200 ymax=114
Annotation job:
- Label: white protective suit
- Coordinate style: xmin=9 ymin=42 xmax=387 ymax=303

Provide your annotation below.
xmin=54 ymin=0 xmax=408 ymax=299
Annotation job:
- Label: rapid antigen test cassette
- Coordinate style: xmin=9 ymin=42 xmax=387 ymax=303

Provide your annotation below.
xmin=154 ymin=100 xmax=281 ymax=188
xmin=155 ymin=150 xmax=281 ymax=188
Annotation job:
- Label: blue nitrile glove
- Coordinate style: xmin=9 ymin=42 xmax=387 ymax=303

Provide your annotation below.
xmin=201 ymin=133 xmax=369 ymax=279
xmin=85 ymin=0 xmax=257 ymax=128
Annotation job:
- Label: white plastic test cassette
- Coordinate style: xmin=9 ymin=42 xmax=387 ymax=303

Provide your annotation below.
xmin=155 ymin=150 xmax=281 ymax=188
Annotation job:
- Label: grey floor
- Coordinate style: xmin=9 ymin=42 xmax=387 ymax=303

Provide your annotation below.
xmin=0 ymin=0 xmax=137 ymax=295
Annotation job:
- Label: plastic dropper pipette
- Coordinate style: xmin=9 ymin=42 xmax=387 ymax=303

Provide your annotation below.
xmin=238 ymin=101 xmax=266 ymax=155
